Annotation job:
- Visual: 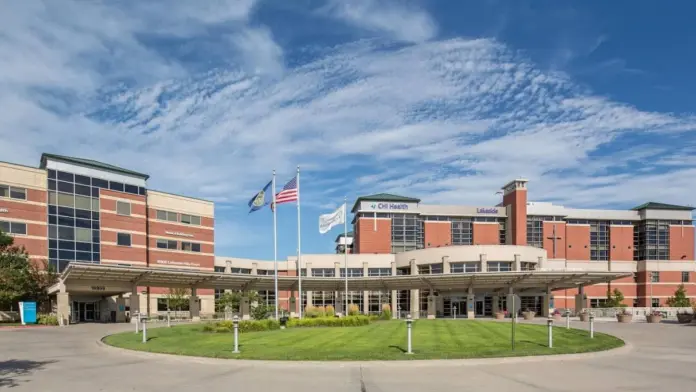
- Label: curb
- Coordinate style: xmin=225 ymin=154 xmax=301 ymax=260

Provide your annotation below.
xmin=97 ymin=334 xmax=632 ymax=369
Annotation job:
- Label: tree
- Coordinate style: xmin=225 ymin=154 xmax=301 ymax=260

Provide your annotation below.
xmin=602 ymin=288 xmax=626 ymax=308
xmin=165 ymin=288 xmax=190 ymax=311
xmin=666 ymin=285 xmax=692 ymax=308
xmin=0 ymin=230 xmax=57 ymax=311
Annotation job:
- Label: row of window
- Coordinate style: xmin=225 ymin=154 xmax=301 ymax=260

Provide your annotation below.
xmin=591 ymin=298 xmax=668 ymax=308
xmin=0 ymin=184 xmax=27 ymax=200
xmin=48 ymin=169 xmax=146 ymax=196
xmin=49 ymin=191 xmax=100 ymax=211
xmin=211 ymin=267 xmax=393 ymax=277
xmin=155 ymin=209 xmax=202 ymax=226
xmin=155 ymin=239 xmax=202 ymax=253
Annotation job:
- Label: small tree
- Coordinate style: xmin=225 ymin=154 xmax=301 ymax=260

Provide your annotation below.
xmin=603 ymin=288 xmax=626 ymax=308
xmin=165 ymin=288 xmax=190 ymax=311
xmin=215 ymin=291 xmax=240 ymax=313
xmin=666 ymin=285 xmax=692 ymax=308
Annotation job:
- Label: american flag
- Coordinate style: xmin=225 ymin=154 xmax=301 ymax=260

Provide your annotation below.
xmin=275 ymin=176 xmax=298 ymax=205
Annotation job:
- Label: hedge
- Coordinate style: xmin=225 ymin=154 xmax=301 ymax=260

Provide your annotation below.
xmin=202 ymin=316 xmax=371 ymax=333
xmin=37 ymin=313 xmax=58 ymax=326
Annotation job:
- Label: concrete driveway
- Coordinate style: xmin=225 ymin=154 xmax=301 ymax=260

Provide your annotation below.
xmin=1 ymin=320 xmax=694 ymax=391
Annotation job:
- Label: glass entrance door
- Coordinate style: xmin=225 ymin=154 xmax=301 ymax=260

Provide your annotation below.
xmin=84 ymin=303 xmax=95 ymax=321
xmin=475 ymin=300 xmax=484 ymax=316
xmin=452 ymin=301 xmax=466 ymax=318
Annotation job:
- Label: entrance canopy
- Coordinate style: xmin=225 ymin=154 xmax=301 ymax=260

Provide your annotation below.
xmin=49 ymin=262 xmax=632 ymax=294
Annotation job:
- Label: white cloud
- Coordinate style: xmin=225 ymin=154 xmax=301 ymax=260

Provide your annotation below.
xmin=2 ymin=3 xmax=696 ymax=255
xmin=321 ymin=0 xmax=438 ymax=43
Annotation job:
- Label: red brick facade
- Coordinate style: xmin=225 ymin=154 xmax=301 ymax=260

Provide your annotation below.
xmin=424 ymin=221 xmax=451 ymax=248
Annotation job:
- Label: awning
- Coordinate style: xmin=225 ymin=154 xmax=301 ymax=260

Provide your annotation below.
xmin=49 ymin=262 xmax=631 ymax=294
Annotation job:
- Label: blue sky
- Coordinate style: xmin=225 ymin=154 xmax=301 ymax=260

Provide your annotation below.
xmin=2 ymin=0 xmax=695 ymax=259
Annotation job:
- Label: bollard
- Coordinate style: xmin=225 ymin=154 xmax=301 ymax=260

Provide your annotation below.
xmin=547 ymin=316 xmax=553 ymax=348
xmin=565 ymin=309 xmax=570 ymax=329
xmin=405 ymin=313 xmax=413 ymax=354
xmin=167 ymin=311 xmax=171 ymax=328
xmin=589 ymin=313 xmax=595 ymax=339
xmin=135 ymin=312 xmax=140 ymax=334
xmin=232 ymin=315 xmax=240 ymax=353
xmin=142 ymin=319 xmax=147 ymax=344
xmin=452 ymin=305 xmax=457 ymax=319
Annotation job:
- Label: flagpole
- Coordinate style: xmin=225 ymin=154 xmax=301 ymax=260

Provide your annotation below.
xmin=272 ymin=170 xmax=279 ymax=320
xmin=344 ymin=196 xmax=348 ymax=315
xmin=297 ymin=165 xmax=302 ymax=319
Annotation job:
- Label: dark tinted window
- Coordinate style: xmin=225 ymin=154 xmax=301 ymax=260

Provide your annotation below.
xmin=75 ymin=184 xmax=91 ymax=196
xmin=92 ymin=178 xmax=108 ymax=188
xmin=109 ymin=181 xmax=124 ymax=192
xmin=57 ymin=181 xmax=74 ymax=193
xmin=57 ymin=171 xmax=74 ymax=182
xmin=124 ymin=184 xmax=139 ymax=194
xmin=74 ymin=175 xmax=91 ymax=186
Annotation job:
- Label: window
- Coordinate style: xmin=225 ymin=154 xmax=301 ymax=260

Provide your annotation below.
xmin=526 ymin=216 xmax=544 ymax=248
xmin=231 ymin=268 xmax=251 ymax=274
xmin=0 ymin=221 xmax=27 ymax=235
xmin=0 ymin=184 xmax=27 ymax=200
xmin=157 ymin=239 xmax=177 ymax=249
xmin=450 ymin=262 xmax=479 ymax=273
xmin=391 ymin=213 xmax=423 ymax=253
xmin=367 ymin=291 xmax=390 ymax=314
xmin=156 ymin=209 xmax=178 ymax=222
xmin=181 ymin=242 xmax=201 ymax=252
xmin=74 ymin=195 xmax=92 ymax=211
xmin=117 ymin=233 xmax=131 ymax=246
xmin=451 ymin=218 xmax=472 ymax=245
xmin=56 ymin=192 xmax=74 ymax=207
xmin=651 ymin=271 xmax=660 ymax=283
xmin=257 ymin=269 xmax=272 ymax=275
xmin=682 ymin=271 xmax=690 ymax=283
xmin=180 ymin=214 xmax=201 ymax=225
xmin=368 ymin=268 xmax=391 ymax=276
xmin=634 ymin=220 xmax=670 ymax=261
xmin=311 ymin=268 xmax=335 ymax=277
xmin=521 ymin=262 xmax=536 ymax=271
xmin=487 ymin=262 xmax=512 ymax=272
xmin=214 ymin=266 xmax=225 ymax=273
xmin=0 ymin=185 xmax=7 ymax=197
xmin=75 ymin=228 xmax=91 ymax=242
xmin=651 ymin=298 xmax=660 ymax=308
xmin=590 ymin=221 xmax=610 ymax=261
xmin=312 ymin=291 xmax=335 ymax=308
xmin=418 ymin=263 xmax=443 ymax=274
xmin=589 ymin=298 xmax=607 ymax=308
xmin=340 ymin=268 xmax=363 ymax=278
xmin=499 ymin=220 xmax=507 ymax=244
xmin=116 ymin=201 xmax=131 ymax=216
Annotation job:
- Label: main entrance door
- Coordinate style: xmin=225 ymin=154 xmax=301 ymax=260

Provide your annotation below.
xmin=71 ymin=301 xmax=101 ymax=323
xmin=475 ymin=300 xmax=484 ymax=316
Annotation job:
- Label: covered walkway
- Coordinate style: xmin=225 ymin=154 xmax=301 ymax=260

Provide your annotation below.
xmin=48 ymin=263 xmax=631 ymax=323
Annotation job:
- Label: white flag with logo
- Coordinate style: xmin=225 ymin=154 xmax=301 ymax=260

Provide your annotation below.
xmin=319 ymin=203 xmax=346 ymax=234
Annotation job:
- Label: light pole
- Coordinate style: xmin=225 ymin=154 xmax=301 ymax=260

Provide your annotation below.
xmin=232 ymin=315 xmax=240 ymax=353
xmin=405 ymin=313 xmax=413 ymax=354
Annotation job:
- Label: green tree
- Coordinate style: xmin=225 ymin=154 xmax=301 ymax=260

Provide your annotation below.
xmin=165 ymin=288 xmax=190 ymax=311
xmin=0 ymin=230 xmax=57 ymax=311
xmin=666 ymin=285 xmax=692 ymax=308
xmin=603 ymin=288 xmax=626 ymax=308
xmin=215 ymin=291 xmax=240 ymax=313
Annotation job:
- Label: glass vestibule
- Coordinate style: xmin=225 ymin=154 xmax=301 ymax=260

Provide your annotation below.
xmin=71 ymin=301 xmax=102 ymax=323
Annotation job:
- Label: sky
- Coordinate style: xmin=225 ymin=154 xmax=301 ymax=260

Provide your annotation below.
xmin=1 ymin=0 xmax=695 ymax=259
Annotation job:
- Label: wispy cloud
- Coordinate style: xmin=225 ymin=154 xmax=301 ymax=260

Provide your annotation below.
xmin=321 ymin=0 xmax=438 ymax=43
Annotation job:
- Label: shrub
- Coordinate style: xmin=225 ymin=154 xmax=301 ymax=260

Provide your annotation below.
xmin=287 ymin=315 xmax=370 ymax=328
xmin=251 ymin=304 xmax=275 ymax=320
xmin=347 ymin=303 xmax=360 ymax=316
xmin=37 ymin=313 xmax=58 ymax=326
xmin=325 ymin=305 xmax=335 ymax=316
xmin=202 ymin=319 xmax=280 ymax=333
xmin=379 ymin=304 xmax=392 ymax=320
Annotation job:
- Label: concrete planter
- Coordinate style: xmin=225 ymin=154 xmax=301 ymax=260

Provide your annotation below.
xmin=579 ymin=313 xmax=590 ymax=322
xmin=494 ymin=312 xmax=505 ymax=320
xmin=616 ymin=314 xmax=632 ymax=323
xmin=676 ymin=313 xmax=693 ymax=324
xmin=646 ymin=314 xmax=662 ymax=323
xmin=522 ymin=311 xmax=535 ymax=320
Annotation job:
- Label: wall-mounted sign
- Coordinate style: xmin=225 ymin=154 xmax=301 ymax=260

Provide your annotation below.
xmin=0 ymin=208 xmax=8 ymax=213
xmin=360 ymin=201 xmax=418 ymax=212
xmin=90 ymin=286 xmax=106 ymax=291
xmin=476 ymin=208 xmax=499 ymax=214
xmin=165 ymin=230 xmax=194 ymax=238
xmin=156 ymin=260 xmax=201 ymax=267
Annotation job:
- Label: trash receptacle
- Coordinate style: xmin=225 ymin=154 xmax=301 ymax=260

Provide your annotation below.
xmin=279 ymin=316 xmax=288 ymax=329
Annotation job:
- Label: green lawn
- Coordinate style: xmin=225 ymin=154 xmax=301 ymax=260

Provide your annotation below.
xmin=103 ymin=320 xmax=623 ymax=361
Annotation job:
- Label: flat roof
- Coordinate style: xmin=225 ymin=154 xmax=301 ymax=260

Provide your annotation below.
xmin=52 ymin=263 xmax=631 ymax=294
xmin=40 ymin=153 xmax=150 ymax=180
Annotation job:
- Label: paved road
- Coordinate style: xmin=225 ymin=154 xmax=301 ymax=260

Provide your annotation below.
xmin=1 ymin=320 xmax=695 ymax=391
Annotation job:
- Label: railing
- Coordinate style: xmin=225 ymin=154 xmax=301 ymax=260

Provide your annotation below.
xmin=582 ymin=307 xmax=693 ymax=319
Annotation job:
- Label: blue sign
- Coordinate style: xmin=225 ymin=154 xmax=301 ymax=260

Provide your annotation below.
xmin=19 ymin=301 xmax=37 ymax=325
xmin=476 ymin=208 xmax=499 ymax=214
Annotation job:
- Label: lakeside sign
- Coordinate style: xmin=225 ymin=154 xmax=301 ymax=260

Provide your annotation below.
xmin=476 ymin=208 xmax=499 ymax=214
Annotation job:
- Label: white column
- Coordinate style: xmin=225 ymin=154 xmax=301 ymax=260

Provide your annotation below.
xmin=410 ymin=259 xmax=419 ymax=319
xmin=480 ymin=254 xmax=488 ymax=272
xmin=363 ymin=262 xmax=369 ymax=315
xmin=514 ymin=254 xmax=521 ymax=271
xmin=390 ymin=261 xmax=397 ymax=318
xmin=130 ymin=285 xmax=140 ymax=324
xmin=305 ymin=262 xmax=313 ymax=308
xmin=466 ymin=287 xmax=475 ymax=319
xmin=189 ymin=287 xmax=200 ymax=321
xmin=442 ymin=256 xmax=450 ymax=274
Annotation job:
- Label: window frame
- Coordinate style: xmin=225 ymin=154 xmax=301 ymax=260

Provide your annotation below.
xmin=0 ymin=220 xmax=27 ymax=235
xmin=681 ymin=271 xmax=689 ymax=283
xmin=117 ymin=232 xmax=132 ymax=247
xmin=156 ymin=239 xmax=177 ymax=250
xmin=651 ymin=271 xmax=660 ymax=283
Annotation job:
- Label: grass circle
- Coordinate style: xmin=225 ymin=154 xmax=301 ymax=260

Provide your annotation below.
xmin=103 ymin=319 xmax=624 ymax=361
